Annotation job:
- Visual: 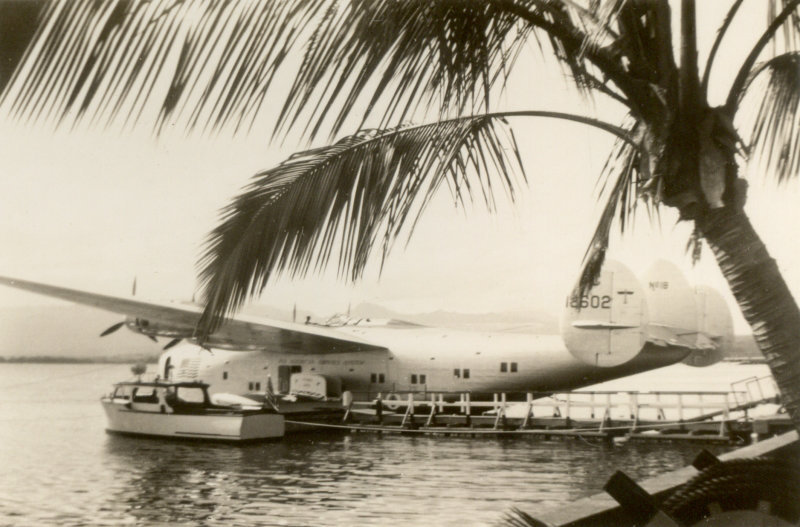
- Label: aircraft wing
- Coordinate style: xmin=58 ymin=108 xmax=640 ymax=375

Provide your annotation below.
xmin=0 ymin=276 xmax=387 ymax=354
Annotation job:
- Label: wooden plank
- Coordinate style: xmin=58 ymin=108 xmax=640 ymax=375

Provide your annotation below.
xmin=535 ymin=431 xmax=799 ymax=527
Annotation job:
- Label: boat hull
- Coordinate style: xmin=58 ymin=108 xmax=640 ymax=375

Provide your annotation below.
xmin=101 ymin=399 xmax=285 ymax=441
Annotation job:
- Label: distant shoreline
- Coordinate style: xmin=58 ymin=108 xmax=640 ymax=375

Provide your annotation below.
xmin=0 ymin=355 xmax=159 ymax=364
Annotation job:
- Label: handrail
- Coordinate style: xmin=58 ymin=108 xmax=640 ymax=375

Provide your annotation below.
xmin=347 ymin=386 xmax=771 ymax=424
xmin=349 ymin=389 xmax=740 ymax=397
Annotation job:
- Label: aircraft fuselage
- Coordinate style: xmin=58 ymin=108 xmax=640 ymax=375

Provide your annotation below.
xmin=160 ymin=326 xmax=690 ymax=400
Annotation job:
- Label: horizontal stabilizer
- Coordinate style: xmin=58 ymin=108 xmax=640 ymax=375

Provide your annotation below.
xmin=571 ymin=321 xmax=639 ymax=329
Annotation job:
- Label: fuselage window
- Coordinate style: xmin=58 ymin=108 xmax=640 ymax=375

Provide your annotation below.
xmin=248 ymin=382 xmax=253 ymax=391
xmin=223 ymin=371 xmax=228 ymax=380
xmin=410 ymin=374 xmax=418 ymax=384
xmin=370 ymin=373 xmax=377 ymax=383
xmin=290 ymin=365 xmax=302 ymax=374
xmin=378 ymin=373 xmax=385 ymax=383
xmin=453 ymin=369 xmax=460 ymax=378
xmin=255 ymin=382 xmax=261 ymax=391
xmin=463 ymin=369 xmax=470 ymax=379
xmin=500 ymin=362 xmax=508 ymax=373
xmin=511 ymin=362 xmax=518 ymax=373
xmin=419 ymin=374 xmax=426 ymax=384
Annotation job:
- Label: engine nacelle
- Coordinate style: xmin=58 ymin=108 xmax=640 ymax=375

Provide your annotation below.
xmin=561 ymin=260 xmax=648 ymax=367
xmin=125 ymin=316 xmax=196 ymax=339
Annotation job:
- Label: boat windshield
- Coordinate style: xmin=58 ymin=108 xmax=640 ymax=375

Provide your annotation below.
xmin=175 ymin=386 xmax=205 ymax=404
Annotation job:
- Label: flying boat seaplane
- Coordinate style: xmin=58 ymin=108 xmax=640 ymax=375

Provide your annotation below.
xmin=1 ymin=260 xmax=731 ymax=413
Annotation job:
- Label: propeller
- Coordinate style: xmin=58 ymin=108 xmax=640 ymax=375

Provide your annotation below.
xmin=100 ymin=279 xmax=138 ymax=337
xmin=100 ymin=321 xmax=125 ymax=337
xmin=163 ymin=338 xmax=182 ymax=350
xmin=100 ymin=320 xmax=158 ymax=342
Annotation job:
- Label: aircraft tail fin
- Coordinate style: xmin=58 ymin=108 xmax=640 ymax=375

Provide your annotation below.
xmin=685 ymin=285 xmax=733 ymax=366
xmin=641 ymin=260 xmax=732 ymax=367
xmin=560 ymin=260 xmax=648 ymax=367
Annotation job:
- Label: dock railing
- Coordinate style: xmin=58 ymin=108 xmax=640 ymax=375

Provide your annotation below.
xmin=347 ymin=389 xmax=763 ymax=431
xmin=730 ymin=375 xmax=779 ymax=409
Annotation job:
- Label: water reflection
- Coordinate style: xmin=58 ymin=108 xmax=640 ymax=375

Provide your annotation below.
xmin=100 ymin=433 xmax=725 ymax=526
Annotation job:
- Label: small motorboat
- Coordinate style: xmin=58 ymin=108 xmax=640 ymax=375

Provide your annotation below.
xmin=101 ymin=380 xmax=285 ymax=441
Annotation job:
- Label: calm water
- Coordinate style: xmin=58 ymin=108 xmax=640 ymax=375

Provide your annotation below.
xmin=0 ymin=363 xmax=768 ymax=526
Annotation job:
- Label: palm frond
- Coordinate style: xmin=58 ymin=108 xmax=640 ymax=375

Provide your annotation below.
xmin=561 ymin=0 xmax=620 ymax=43
xmin=701 ymin=0 xmax=743 ymax=98
xmin=726 ymin=0 xmax=800 ymax=113
xmin=770 ymin=0 xmax=800 ymax=54
xmin=500 ymin=507 xmax=555 ymax=527
xmin=741 ymin=52 xmax=800 ymax=184
xmin=1 ymin=0 xmax=645 ymax=136
xmin=686 ymin=226 xmax=703 ymax=266
xmin=196 ymin=115 xmax=524 ymax=333
xmin=577 ymin=122 xmax=642 ymax=295
xmin=273 ymin=0 xmax=562 ymax=140
xmin=0 ymin=0 xmax=313 ymax=134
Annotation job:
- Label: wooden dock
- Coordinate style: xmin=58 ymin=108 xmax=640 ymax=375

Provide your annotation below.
xmin=285 ymin=374 xmax=791 ymax=444
xmin=532 ymin=431 xmax=800 ymax=526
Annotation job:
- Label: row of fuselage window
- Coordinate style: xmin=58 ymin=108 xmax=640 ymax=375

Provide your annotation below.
xmin=223 ymin=372 xmax=264 ymax=390
xmin=230 ymin=362 xmax=519 ymax=388
xmin=371 ymin=362 xmax=519 ymax=385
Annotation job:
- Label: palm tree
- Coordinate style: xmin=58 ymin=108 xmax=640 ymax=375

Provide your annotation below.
xmin=2 ymin=0 xmax=800 ymax=430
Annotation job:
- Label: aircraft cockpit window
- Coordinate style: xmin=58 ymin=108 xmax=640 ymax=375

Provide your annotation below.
xmin=500 ymin=362 xmax=508 ymax=372
xmin=511 ymin=362 xmax=518 ymax=373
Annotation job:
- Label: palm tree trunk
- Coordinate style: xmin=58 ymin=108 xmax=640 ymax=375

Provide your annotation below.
xmin=699 ymin=206 xmax=800 ymax=431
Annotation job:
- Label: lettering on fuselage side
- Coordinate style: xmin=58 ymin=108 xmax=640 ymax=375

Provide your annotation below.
xmin=648 ymin=281 xmax=669 ymax=290
xmin=565 ymin=294 xmax=612 ymax=309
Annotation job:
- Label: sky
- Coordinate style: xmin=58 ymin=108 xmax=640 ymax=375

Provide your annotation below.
xmin=1 ymin=1 xmax=798 ymax=335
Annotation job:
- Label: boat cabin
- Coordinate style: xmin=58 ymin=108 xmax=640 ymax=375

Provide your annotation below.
xmin=109 ymin=381 xmax=219 ymax=414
